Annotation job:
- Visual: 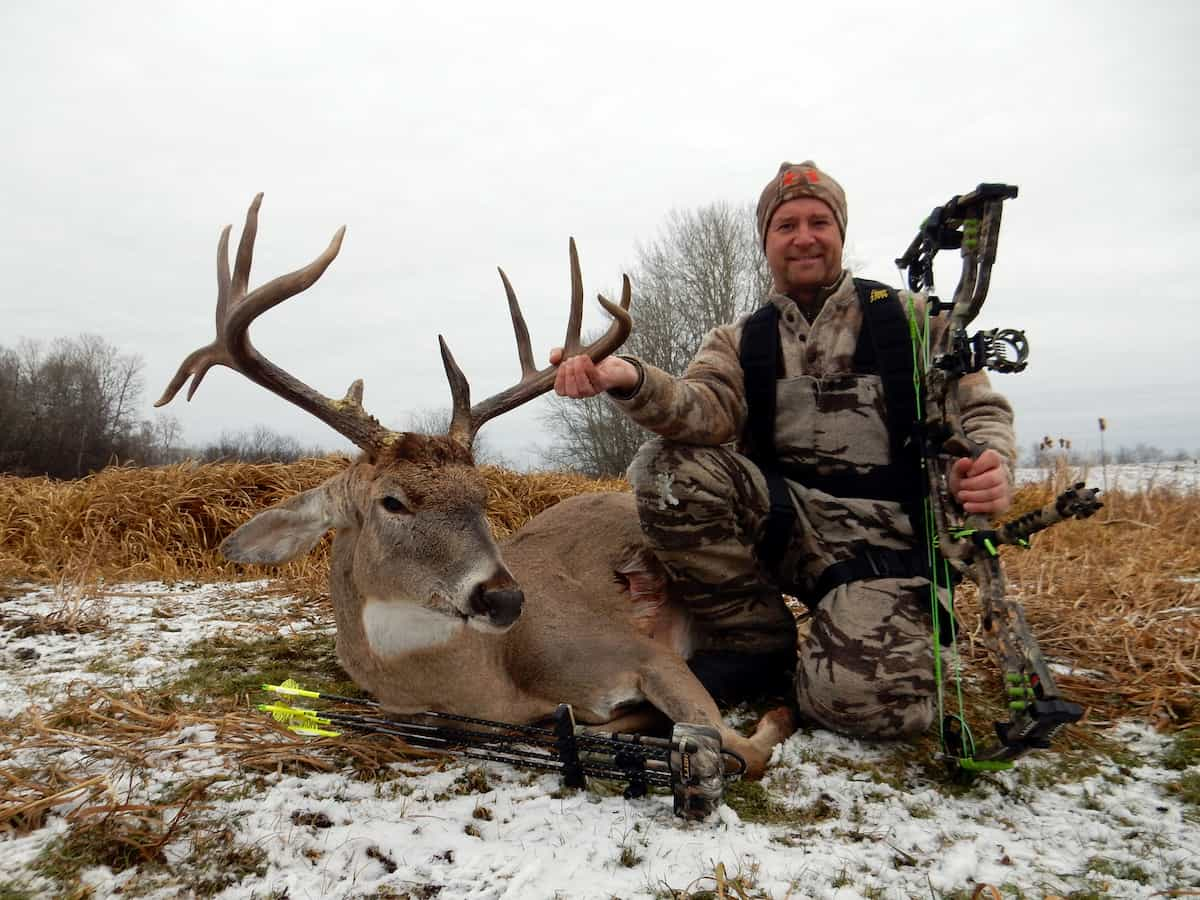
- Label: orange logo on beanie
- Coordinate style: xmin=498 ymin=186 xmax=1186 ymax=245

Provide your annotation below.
xmin=782 ymin=168 xmax=821 ymax=188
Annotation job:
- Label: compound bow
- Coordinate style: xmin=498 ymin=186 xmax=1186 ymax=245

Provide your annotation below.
xmin=896 ymin=184 xmax=1103 ymax=774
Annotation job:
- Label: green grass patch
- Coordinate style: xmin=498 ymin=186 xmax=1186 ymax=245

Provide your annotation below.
xmin=165 ymin=630 xmax=362 ymax=705
xmin=725 ymin=780 xmax=838 ymax=827
xmin=179 ymin=827 xmax=269 ymax=897
xmin=1013 ymin=755 xmax=1102 ymax=792
xmin=1084 ymin=854 xmax=1152 ymax=885
xmin=618 ymin=844 xmax=643 ymax=868
xmin=829 ymin=867 xmax=852 ymax=888
xmin=432 ymin=767 xmax=493 ymax=802
xmin=1163 ymin=727 xmax=1200 ymax=770
xmin=32 ymin=818 xmax=167 ymax=886
xmin=1166 ymin=770 xmax=1200 ymax=820
xmin=83 ymin=655 xmax=131 ymax=676
xmin=32 ymin=814 xmax=271 ymax=899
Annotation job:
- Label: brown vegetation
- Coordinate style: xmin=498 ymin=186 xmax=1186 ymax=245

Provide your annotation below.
xmin=0 ymin=459 xmax=624 ymax=588
xmin=1 ymin=461 xmax=1197 ymax=728
xmin=966 ymin=476 xmax=1200 ymax=730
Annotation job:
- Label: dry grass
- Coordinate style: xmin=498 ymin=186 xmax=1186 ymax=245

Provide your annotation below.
xmin=0 ymin=459 xmax=623 ymax=589
xmin=1 ymin=685 xmax=444 ymax=839
xmin=957 ymin=476 xmax=1200 ymax=730
xmin=1 ymin=685 xmax=447 ymax=897
xmin=1 ymin=460 xmax=1196 ymax=731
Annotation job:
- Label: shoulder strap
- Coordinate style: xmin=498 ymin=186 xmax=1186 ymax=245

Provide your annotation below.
xmin=739 ymin=303 xmax=794 ymax=568
xmin=739 ymin=303 xmax=782 ymax=466
xmin=852 ymin=278 xmax=921 ymax=488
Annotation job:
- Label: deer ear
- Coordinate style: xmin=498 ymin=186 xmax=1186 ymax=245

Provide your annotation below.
xmin=221 ymin=482 xmax=348 ymax=564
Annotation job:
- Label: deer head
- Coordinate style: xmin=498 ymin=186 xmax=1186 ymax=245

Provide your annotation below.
xmin=157 ymin=194 xmax=631 ymax=645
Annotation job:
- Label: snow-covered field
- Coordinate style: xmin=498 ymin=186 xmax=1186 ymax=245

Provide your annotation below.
xmin=1015 ymin=461 xmax=1200 ymax=493
xmin=2 ymin=580 xmax=1198 ymax=899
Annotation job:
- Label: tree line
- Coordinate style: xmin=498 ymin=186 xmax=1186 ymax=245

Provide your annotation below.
xmin=1 ymin=335 xmax=156 ymax=478
xmin=1024 ymin=437 xmax=1196 ymax=468
xmin=0 ymin=335 xmax=327 ymax=478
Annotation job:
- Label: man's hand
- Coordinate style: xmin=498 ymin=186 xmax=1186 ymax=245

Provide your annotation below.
xmin=948 ymin=448 xmax=1013 ymax=516
xmin=551 ymin=348 xmax=639 ymax=398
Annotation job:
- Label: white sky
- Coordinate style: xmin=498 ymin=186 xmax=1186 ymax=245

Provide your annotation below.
xmin=3 ymin=1 xmax=1197 ymax=467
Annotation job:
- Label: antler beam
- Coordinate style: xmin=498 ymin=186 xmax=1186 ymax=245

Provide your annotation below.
xmin=155 ymin=194 xmax=398 ymax=455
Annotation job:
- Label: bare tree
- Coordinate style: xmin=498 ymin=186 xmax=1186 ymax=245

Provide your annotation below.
xmin=133 ymin=413 xmax=186 ymax=466
xmin=540 ymin=202 xmax=767 ymax=476
xmin=538 ymin=387 xmax=647 ymax=476
xmin=199 ymin=425 xmax=327 ymax=464
xmin=0 ymin=334 xmax=148 ymax=478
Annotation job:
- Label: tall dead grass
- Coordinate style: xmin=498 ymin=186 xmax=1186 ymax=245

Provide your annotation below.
xmin=967 ymin=478 xmax=1200 ymax=728
xmin=1 ymin=461 xmax=1196 ymax=726
xmin=0 ymin=459 xmax=623 ymax=586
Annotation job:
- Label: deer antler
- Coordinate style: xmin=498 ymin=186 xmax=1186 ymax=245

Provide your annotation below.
xmin=440 ymin=238 xmax=633 ymax=448
xmin=155 ymin=194 xmax=398 ymax=455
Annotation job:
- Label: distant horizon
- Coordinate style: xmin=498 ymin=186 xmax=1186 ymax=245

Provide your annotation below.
xmin=6 ymin=314 xmax=1196 ymax=473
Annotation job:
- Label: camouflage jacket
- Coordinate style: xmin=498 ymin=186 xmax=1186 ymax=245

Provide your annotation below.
xmin=613 ymin=270 xmax=1016 ymax=492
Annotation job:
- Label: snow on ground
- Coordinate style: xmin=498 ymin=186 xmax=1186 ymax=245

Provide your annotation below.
xmin=1015 ymin=461 xmax=1200 ymax=493
xmin=0 ymin=579 xmax=325 ymax=719
xmin=2 ymin=581 xmax=1198 ymax=899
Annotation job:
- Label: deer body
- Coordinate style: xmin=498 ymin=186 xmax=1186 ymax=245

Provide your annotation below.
xmin=159 ymin=197 xmax=794 ymax=778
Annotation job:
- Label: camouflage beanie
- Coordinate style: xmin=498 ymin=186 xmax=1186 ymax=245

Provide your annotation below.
xmin=756 ymin=160 xmax=847 ymax=247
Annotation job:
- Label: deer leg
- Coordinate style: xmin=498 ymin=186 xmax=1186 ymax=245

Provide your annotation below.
xmin=588 ymin=705 xmax=671 ymax=737
xmin=637 ymin=654 xmax=795 ymax=779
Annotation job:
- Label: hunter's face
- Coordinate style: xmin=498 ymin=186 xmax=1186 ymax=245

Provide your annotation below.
xmin=764 ymin=197 xmax=843 ymax=297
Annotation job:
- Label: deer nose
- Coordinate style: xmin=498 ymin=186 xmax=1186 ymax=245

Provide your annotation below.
xmin=469 ymin=583 xmax=524 ymax=627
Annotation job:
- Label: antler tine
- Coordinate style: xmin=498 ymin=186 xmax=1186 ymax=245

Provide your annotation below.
xmin=497 ymin=267 xmax=537 ymax=379
xmin=229 ymin=192 xmax=260 ymax=302
xmin=215 ymin=224 xmax=233 ymax=328
xmin=440 ymin=336 xmax=473 ymax=447
xmin=444 ymin=239 xmax=634 ymax=449
xmin=156 ymin=194 xmax=398 ymax=456
xmin=562 ymin=237 xmax=585 ymax=358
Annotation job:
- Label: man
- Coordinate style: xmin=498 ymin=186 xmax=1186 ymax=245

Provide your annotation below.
xmin=552 ymin=161 xmax=1015 ymax=740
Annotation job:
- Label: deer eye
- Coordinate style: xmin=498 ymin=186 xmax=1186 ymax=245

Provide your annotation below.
xmin=380 ymin=496 xmax=410 ymax=514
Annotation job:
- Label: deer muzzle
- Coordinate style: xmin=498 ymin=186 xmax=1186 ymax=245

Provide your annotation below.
xmin=468 ymin=582 xmax=524 ymax=629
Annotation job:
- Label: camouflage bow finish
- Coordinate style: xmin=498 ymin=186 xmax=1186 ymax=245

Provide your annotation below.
xmin=897 ymin=185 xmax=1102 ymax=770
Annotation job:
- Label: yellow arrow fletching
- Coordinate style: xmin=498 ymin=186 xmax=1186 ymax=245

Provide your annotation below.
xmin=289 ymin=725 xmax=341 ymax=738
xmin=257 ymin=703 xmax=331 ymax=725
xmin=262 ymin=679 xmax=321 ymax=699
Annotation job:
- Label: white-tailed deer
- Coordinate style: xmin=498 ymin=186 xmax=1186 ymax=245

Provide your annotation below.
xmin=157 ymin=195 xmax=794 ymax=776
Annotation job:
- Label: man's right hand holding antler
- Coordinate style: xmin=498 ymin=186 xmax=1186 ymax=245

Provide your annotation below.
xmin=551 ymin=348 xmax=640 ymax=399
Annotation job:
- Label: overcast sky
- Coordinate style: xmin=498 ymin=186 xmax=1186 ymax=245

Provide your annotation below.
xmin=3 ymin=1 xmax=1197 ymax=468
